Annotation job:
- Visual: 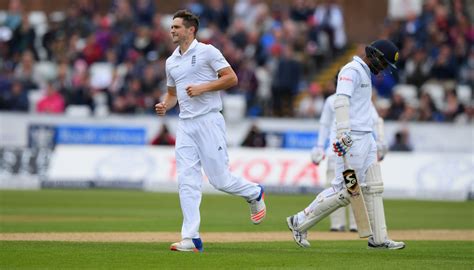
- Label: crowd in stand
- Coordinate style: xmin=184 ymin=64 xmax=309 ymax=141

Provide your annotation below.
xmin=374 ymin=0 xmax=473 ymax=123
xmin=0 ymin=0 xmax=472 ymax=123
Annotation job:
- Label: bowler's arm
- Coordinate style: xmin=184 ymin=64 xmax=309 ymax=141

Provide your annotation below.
xmin=163 ymin=87 xmax=178 ymax=109
xmin=201 ymin=67 xmax=238 ymax=92
xmin=155 ymin=87 xmax=178 ymax=116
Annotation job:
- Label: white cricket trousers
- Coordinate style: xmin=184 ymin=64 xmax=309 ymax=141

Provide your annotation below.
xmin=176 ymin=112 xmax=260 ymax=239
xmin=297 ymin=132 xmax=377 ymax=227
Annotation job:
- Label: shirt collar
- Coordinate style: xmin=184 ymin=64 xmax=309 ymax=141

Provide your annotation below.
xmin=353 ymin=56 xmax=371 ymax=77
xmin=173 ymin=39 xmax=199 ymax=56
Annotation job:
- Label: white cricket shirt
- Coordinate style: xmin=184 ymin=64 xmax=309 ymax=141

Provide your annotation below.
xmin=317 ymin=92 xmax=379 ymax=156
xmin=335 ymin=56 xmax=373 ymax=132
xmin=166 ymin=39 xmax=230 ymax=119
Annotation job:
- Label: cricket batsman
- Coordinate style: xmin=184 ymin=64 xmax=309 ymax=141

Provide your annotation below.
xmin=287 ymin=39 xmax=405 ymax=249
xmin=311 ymin=86 xmax=388 ymax=233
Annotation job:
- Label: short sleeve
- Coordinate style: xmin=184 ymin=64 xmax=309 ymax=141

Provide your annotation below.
xmin=336 ymin=68 xmax=360 ymax=97
xmin=207 ymin=45 xmax=230 ymax=72
xmin=166 ymin=60 xmax=176 ymax=87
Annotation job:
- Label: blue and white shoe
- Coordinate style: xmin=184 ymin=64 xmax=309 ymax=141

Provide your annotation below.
xmin=170 ymin=238 xmax=203 ymax=252
xmin=286 ymin=215 xmax=310 ymax=248
xmin=368 ymin=236 xmax=405 ymax=250
xmin=249 ymin=185 xmax=266 ymax=224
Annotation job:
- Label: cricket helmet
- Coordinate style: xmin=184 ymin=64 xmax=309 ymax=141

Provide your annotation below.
xmin=365 ymin=39 xmax=399 ymax=75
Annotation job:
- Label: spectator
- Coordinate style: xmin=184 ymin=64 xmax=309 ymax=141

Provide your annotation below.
xmin=386 ymin=92 xmax=406 ymax=120
xmin=458 ymin=49 xmax=473 ymax=86
xmin=112 ymin=93 xmax=135 ymax=114
xmin=429 ymin=44 xmax=457 ymax=80
xmin=132 ymin=25 xmax=155 ymax=57
xmin=125 ymin=77 xmax=146 ymax=112
xmin=150 ymin=124 xmax=175 ymax=146
xmin=241 ymin=123 xmax=266 ymax=147
xmin=418 ymin=92 xmax=440 ymax=121
xmin=229 ymin=19 xmax=248 ymax=51
xmin=404 ymin=47 xmax=431 ymax=88
xmin=112 ymin=0 xmax=135 ymax=34
xmin=235 ymin=59 xmax=259 ymax=116
xmin=36 ymin=81 xmax=65 ymax=114
xmin=443 ymin=90 xmax=465 ymax=122
xmin=390 ymin=129 xmax=413 ymax=152
xmin=13 ymin=50 xmax=37 ymax=90
xmin=66 ymin=72 xmax=94 ymax=111
xmin=9 ymin=13 xmax=37 ymax=58
xmin=141 ymin=63 xmax=161 ymax=95
xmin=312 ymin=0 xmax=347 ymax=55
xmin=233 ymin=0 xmax=263 ymax=32
xmin=4 ymin=0 xmax=23 ymax=31
xmin=271 ymin=45 xmax=301 ymax=117
xmin=290 ymin=0 xmax=314 ymax=22
xmin=62 ymin=3 xmax=93 ymax=38
xmin=1 ymin=80 xmax=29 ymax=111
xmin=42 ymin=13 xmax=66 ymax=61
xmin=399 ymin=100 xmax=419 ymax=122
xmin=133 ymin=0 xmax=155 ymax=26
xmin=201 ymin=0 xmax=231 ymax=31
xmin=296 ymin=82 xmax=324 ymax=118
xmin=54 ymin=62 xmax=73 ymax=94
xmin=82 ymin=33 xmax=104 ymax=65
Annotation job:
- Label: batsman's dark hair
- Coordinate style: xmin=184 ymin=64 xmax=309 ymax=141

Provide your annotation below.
xmin=173 ymin=10 xmax=199 ymax=36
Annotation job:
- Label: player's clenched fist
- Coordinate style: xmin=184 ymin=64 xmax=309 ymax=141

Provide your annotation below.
xmin=155 ymin=102 xmax=167 ymax=116
xmin=186 ymin=85 xmax=204 ymax=97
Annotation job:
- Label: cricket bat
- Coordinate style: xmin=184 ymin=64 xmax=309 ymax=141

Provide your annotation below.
xmin=342 ymin=155 xmax=372 ymax=238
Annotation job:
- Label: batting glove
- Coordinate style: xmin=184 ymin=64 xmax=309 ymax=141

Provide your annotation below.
xmin=377 ymin=141 xmax=388 ymax=161
xmin=310 ymin=146 xmax=326 ymax=165
xmin=333 ymin=132 xmax=353 ymax=156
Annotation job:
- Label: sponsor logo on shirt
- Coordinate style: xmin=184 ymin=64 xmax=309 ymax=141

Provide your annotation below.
xmin=339 ymin=76 xmax=353 ymax=82
xmin=191 ymin=55 xmax=196 ymax=66
xmin=361 ymin=83 xmax=370 ymax=88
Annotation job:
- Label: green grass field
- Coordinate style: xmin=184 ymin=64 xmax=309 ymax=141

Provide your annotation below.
xmin=1 ymin=189 xmax=473 ymax=269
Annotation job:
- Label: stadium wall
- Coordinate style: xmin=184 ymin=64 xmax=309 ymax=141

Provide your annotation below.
xmin=0 ymin=112 xmax=472 ymax=152
xmin=1 ymin=112 xmax=472 ymax=201
xmin=41 ymin=145 xmax=473 ymax=201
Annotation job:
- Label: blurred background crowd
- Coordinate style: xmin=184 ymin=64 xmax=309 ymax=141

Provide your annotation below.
xmin=0 ymin=0 xmax=472 ymax=123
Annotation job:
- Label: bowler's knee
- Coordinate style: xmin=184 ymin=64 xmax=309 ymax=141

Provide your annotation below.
xmin=178 ymin=182 xmax=201 ymax=198
xmin=208 ymin=172 xmax=233 ymax=192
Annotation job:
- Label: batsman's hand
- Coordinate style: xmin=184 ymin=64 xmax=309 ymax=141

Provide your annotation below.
xmin=310 ymin=147 xmax=325 ymax=165
xmin=377 ymin=141 xmax=388 ymax=161
xmin=333 ymin=132 xmax=353 ymax=156
xmin=155 ymin=102 xmax=167 ymax=116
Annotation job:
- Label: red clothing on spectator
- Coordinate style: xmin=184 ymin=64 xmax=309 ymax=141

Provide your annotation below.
xmin=150 ymin=133 xmax=176 ymax=145
xmin=37 ymin=92 xmax=65 ymax=113
xmin=83 ymin=42 xmax=103 ymax=65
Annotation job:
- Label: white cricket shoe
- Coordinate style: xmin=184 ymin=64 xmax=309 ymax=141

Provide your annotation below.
xmin=368 ymin=236 xmax=405 ymax=250
xmin=286 ymin=215 xmax=310 ymax=248
xmin=248 ymin=185 xmax=266 ymax=224
xmin=170 ymin=238 xmax=203 ymax=252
